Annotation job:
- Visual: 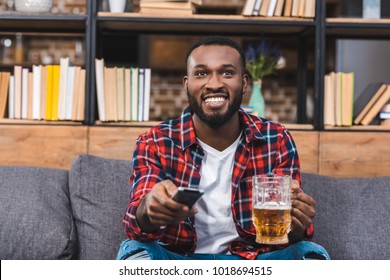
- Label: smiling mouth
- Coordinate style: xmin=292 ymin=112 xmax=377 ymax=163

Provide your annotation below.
xmin=204 ymin=96 xmax=226 ymax=104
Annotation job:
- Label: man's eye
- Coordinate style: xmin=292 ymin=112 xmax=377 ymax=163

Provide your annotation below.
xmin=222 ymin=70 xmax=234 ymax=76
xmin=195 ymin=71 xmax=206 ymax=76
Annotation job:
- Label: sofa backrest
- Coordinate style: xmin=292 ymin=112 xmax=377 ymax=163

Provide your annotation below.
xmin=69 ymin=154 xmax=133 ymax=260
xmin=0 ymin=166 xmax=77 ymax=260
xmin=302 ymin=172 xmax=390 ymax=260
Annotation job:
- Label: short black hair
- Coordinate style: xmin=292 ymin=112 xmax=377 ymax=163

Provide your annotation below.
xmin=185 ymin=36 xmax=246 ymax=71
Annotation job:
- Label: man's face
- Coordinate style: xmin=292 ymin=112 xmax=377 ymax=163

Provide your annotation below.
xmin=184 ymin=45 xmax=248 ymax=128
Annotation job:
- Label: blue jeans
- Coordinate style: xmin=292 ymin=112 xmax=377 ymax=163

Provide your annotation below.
xmin=116 ymin=239 xmax=330 ymax=260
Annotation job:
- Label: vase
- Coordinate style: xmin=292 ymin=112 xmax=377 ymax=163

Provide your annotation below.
xmin=15 ymin=0 xmax=53 ymax=13
xmin=249 ymin=80 xmax=265 ymax=117
xmin=109 ymin=0 xmax=127 ymax=12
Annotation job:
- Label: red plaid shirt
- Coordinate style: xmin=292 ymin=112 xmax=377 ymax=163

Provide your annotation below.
xmin=123 ymin=107 xmax=314 ymax=260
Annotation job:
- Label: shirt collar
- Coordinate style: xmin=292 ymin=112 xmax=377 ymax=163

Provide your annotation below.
xmin=180 ymin=107 xmax=267 ymax=151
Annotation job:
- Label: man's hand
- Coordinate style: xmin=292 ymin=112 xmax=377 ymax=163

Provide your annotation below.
xmin=288 ymin=179 xmax=316 ymax=243
xmin=136 ymin=180 xmax=197 ymax=232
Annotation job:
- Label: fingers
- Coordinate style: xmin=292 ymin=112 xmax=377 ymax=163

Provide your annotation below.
xmin=145 ymin=180 xmax=193 ymax=225
xmin=291 ymin=192 xmax=316 ymax=230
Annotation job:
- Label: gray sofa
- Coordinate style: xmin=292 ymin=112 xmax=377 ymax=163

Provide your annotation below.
xmin=0 ymin=154 xmax=389 ymax=260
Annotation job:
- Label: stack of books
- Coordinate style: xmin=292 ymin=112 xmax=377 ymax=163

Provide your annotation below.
xmin=242 ymin=0 xmax=316 ymax=18
xmin=95 ymin=58 xmax=151 ymax=122
xmin=324 ymin=71 xmax=354 ymax=127
xmin=139 ymin=0 xmax=195 ymax=16
xmin=353 ymin=83 xmax=390 ymax=126
xmin=0 ymin=58 xmax=86 ymax=121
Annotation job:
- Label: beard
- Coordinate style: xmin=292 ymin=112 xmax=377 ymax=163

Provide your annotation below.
xmin=187 ymin=89 xmax=243 ymax=129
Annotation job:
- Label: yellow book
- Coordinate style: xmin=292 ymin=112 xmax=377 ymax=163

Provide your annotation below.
xmin=45 ymin=65 xmax=54 ymax=120
xmin=51 ymin=65 xmax=60 ymax=121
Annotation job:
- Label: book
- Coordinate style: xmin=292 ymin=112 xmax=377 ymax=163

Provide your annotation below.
xmin=95 ymin=58 xmax=106 ymax=121
xmin=116 ymin=67 xmax=125 ymax=121
xmin=125 ymin=68 xmax=131 ymax=121
xmin=131 ymin=67 xmax=139 ymax=122
xmin=76 ymin=69 xmax=86 ymax=121
xmin=28 ymin=72 xmax=33 ymax=120
xmin=267 ymin=0 xmax=277 ymax=16
xmin=65 ymin=66 xmax=76 ymax=120
xmin=283 ymin=0 xmax=293 ymax=16
xmin=304 ymin=0 xmax=316 ymax=18
xmin=274 ymin=0 xmax=285 ymax=16
xmin=40 ymin=66 xmax=47 ymax=120
xmin=298 ymin=0 xmax=305 ymax=17
xmin=32 ymin=65 xmax=41 ymax=120
xmin=103 ymin=66 xmax=111 ymax=121
xmin=8 ymin=76 xmax=15 ymax=119
xmin=334 ymin=72 xmax=342 ymax=126
xmin=138 ymin=68 xmax=145 ymax=122
xmin=242 ymin=0 xmax=257 ymax=16
xmin=13 ymin=65 xmax=22 ymax=119
xmin=58 ymin=57 xmax=69 ymax=120
xmin=0 ymin=72 xmax=11 ymax=118
xmin=291 ymin=0 xmax=299 ymax=17
xmin=379 ymin=103 xmax=390 ymax=119
xmin=252 ymin=0 xmax=263 ymax=16
xmin=259 ymin=0 xmax=270 ymax=16
xmin=324 ymin=73 xmax=335 ymax=126
xmin=21 ymin=68 xmax=29 ymax=119
xmin=340 ymin=72 xmax=354 ymax=126
xmin=353 ymin=83 xmax=386 ymax=125
xmin=72 ymin=66 xmax=82 ymax=121
xmin=360 ymin=85 xmax=390 ymax=125
xmin=51 ymin=65 xmax=61 ymax=121
xmin=45 ymin=65 xmax=54 ymax=120
xmin=143 ymin=68 xmax=152 ymax=122
xmin=381 ymin=119 xmax=390 ymax=126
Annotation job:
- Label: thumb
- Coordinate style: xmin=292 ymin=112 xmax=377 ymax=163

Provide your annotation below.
xmin=159 ymin=180 xmax=179 ymax=197
xmin=291 ymin=179 xmax=301 ymax=192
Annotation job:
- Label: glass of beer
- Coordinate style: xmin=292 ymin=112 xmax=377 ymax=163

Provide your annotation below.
xmin=252 ymin=174 xmax=292 ymax=245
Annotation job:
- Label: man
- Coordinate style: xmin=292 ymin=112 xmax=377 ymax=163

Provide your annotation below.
xmin=117 ymin=36 xmax=329 ymax=260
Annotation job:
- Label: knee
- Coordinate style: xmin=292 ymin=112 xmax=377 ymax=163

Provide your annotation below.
xmin=117 ymin=240 xmax=159 ymax=260
xmin=292 ymin=241 xmax=331 ymax=260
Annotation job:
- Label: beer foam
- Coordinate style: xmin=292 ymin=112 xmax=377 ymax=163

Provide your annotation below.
xmin=254 ymin=201 xmax=291 ymax=210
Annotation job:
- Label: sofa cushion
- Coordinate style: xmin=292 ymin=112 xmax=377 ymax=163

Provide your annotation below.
xmin=302 ymin=173 xmax=390 ymax=260
xmin=0 ymin=166 xmax=77 ymax=259
xmin=69 ymin=154 xmax=132 ymax=259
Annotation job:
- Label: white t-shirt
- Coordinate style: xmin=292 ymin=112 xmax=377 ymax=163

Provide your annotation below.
xmin=194 ymin=133 xmax=242 ymax=254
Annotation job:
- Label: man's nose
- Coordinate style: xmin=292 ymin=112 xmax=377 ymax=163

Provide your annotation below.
xmin=206 ymin=73 xmax=223 ymax=89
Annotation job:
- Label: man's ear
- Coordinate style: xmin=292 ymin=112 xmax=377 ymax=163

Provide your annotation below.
xmin=183 ymin=76 xmax=188 ymax=93
xmin=242 ymin=74 xmax=249 ymax=95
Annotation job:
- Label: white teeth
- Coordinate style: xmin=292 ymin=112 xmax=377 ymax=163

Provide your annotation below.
xmin=205 ymin=97 xmax=225 ymax=103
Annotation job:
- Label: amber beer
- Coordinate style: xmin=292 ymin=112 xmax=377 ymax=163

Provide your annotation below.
xmin=252 ymin=202 xmax=291 ymax=244
xmin=252 ymin=174 xmax=292 ymax=245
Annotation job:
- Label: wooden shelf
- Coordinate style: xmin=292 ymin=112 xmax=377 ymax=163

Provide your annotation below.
xmin=0 ymin=12 xmax=87 ymax=32
xmin=97 ymin=12 xmax=315 ymax=35
xmin=324 ymin=125 xmax=390 ymax=131
xmin=326 ymin=17 xmax=390 ymax=37
xmin=0 ymin=119 xmax=84 ymax=126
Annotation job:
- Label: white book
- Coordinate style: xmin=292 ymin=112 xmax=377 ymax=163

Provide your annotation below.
xmin=252 ymin=0 xmax=263 ymax=16
xmin=65 ymin=66 xmax=75 ymax=120
xmin=32 ymin=65 xmax=41 ymax=120
xmin=58 ymin=57 xmax=69 ymax=120
xmin=124 ymin=68 xmax=131 ymax=121
xmin=138 ymin=68 xmax=145 ymax=122
xmin=143 ymin=68 xmax=151 ymax=122
xmin=95 ymin=58 xmax=106 ymax=121
xmin=131 ymin=67 xmax=139 ymax=122
xmin=21 ymin=68 xmax=29 ymax=119
xmin=267 ymin=0 xmax=277 ymax=16
xmin=8 ymin=76 xmax=15 ymax=119
xmin=14 ymin=66 xmax=22 ymax=119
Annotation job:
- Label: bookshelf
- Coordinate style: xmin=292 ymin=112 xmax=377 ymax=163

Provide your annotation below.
xmin=0 ymin=0 xmax=389 ymax=177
